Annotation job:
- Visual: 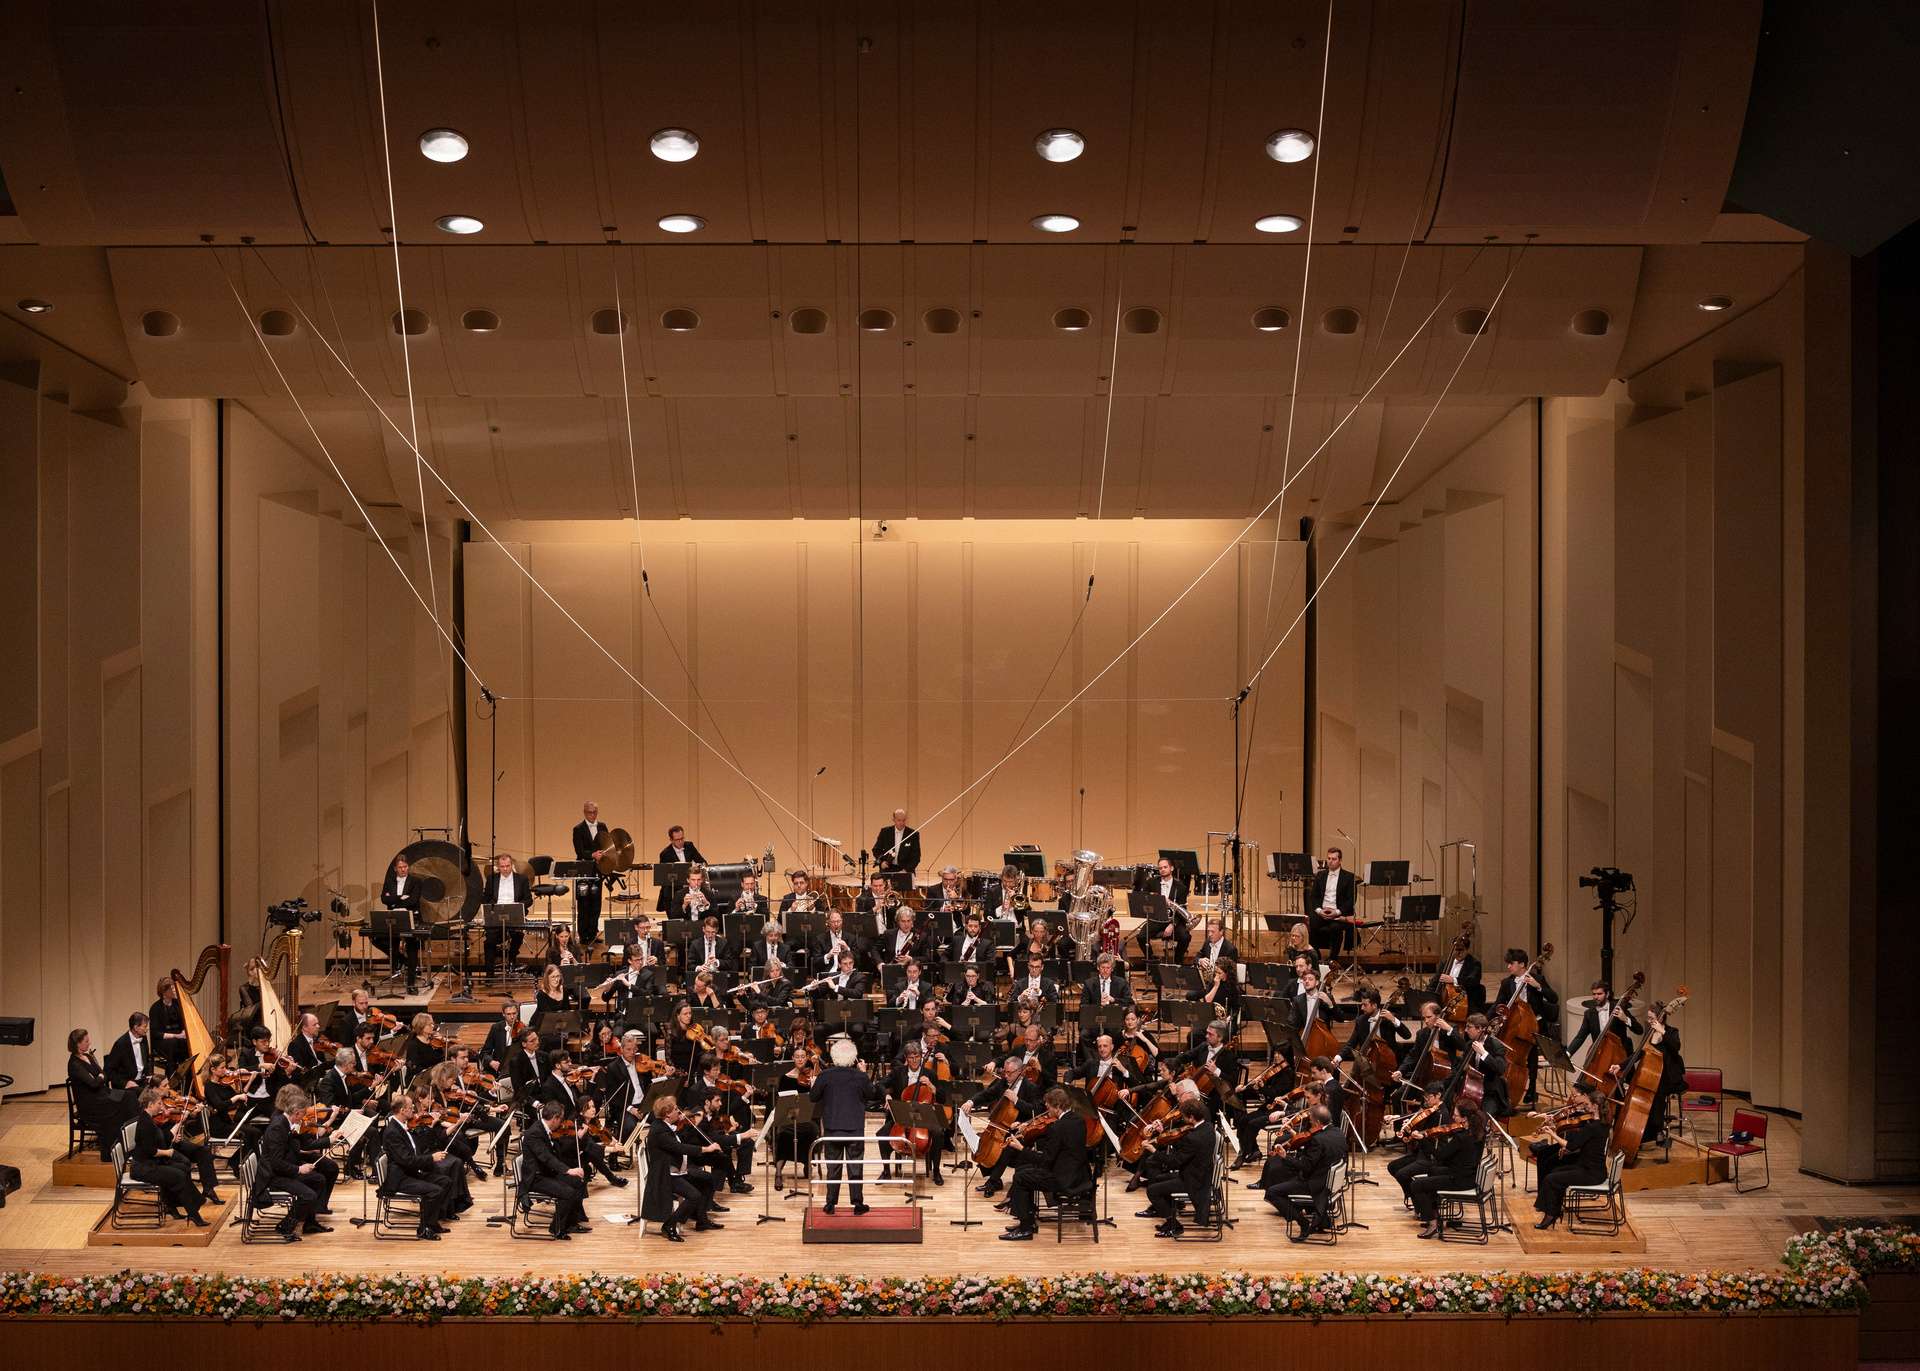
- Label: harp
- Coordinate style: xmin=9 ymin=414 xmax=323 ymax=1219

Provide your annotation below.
xmin=168 ymin=943 xmax=229 ymax=1097
xmin=252 ymin=927 xmax=306 ymax=1019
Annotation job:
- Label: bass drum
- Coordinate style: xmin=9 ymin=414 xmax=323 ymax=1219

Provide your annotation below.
xmin=388 ymin=839 xmax=484 ymax=927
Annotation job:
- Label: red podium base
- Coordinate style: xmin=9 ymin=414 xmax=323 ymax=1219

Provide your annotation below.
xmin=801 ymin=1204 xmax=924 ymax=1244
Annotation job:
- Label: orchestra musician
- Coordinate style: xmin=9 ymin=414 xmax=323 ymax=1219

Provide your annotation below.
xmin=1495 ymin=948 xmax=1560 ymax=1105
xmin=931 ymin=865 xmax=969 ymax=913
xmin=1566 ymin=979 xmax=1642 ymax=1062
xmin=736 ymin=957 xmax=795 ymax=1011
xmin=683 ymin=1052 xmax=758 ymax=1193
xmin=1175 ymin=1020 xmax=1242 ymax=1120
xmin=571 ymin=800 xmax=608 ymax=947
xmin=1640 ymin=999 xmax=1688 ymax=1146
xmin=968 ymin=1055 xmax=1044 ymax=1198
xmin=539 ymin=1046 xmax=626 ymax=1187
xmin=688 ymin=969 xmax=726 ymax=1011
xmin=1195 ymin=917 xmax=1238 ymax=968
xmin=483 ymin=852 xmax=531 ymax=967
xmin=130 ymin=1086 xmax=216 ymax=1225
xmin=1231 ymin=1043 xmax=1299 ymax=1166
xmin=640 ymin=1097 xmax=722 ymax=1242
xmin=1082 ymin=950 xmax=1133 ymax=1006
xmin=1392 ymin=998 xmax=1463 ymax=1109
xmin=1307 ymin=847 xmax=1361 ymax=958
xmin=377 ymin=855 xmax=424 ymax=992
xmin=285 ymin=1012 xmax=327 ymax=1077
xmin=599 ymin=1032 xmax=655 ymax=1145
xmin=808 ymin=910 xmax=860 ymax=974
xmin=1530 ymin=1079 xmax=1609 ymax=1229
xmin=730 ymin=871 xmax=771 ymax=918
xmin=404 ymin=1012 xmax=446 ymax=1077
xmin=890 ymin=957 xmax=936 ymax=1011
xmin=1261 ymin=1103 xmax=1345 ymax=1241
xmin=508 ymin=1026 xmax=550 ymax=1097
xmin=315 ymin=1047 xmax=380 ymax=1174
xmin=544 ymin=924 xmax=584 ymax=968
xmin=1387 ymin=1082 xmax=1450 ymax=1196
xmin=873 ymin=808 xmax=921 ymax=874
xmin=953 ymin=963 xmax=995 ymax=1012
xmin=534 ymin=964 xmax=579 ymax=1030
xmin=148 ymin=977 xmax=190 ymax=1069
xmin=778 ymin=869 xmax=818 ymax=917
xmin=1119 ymin=1007 xmax=1160 ymax=1073
xmin=520 ymin=1099 xmax=592 ymax=1239
xmin=333 ymin=988 xmax=383 ymax=1042
xmin=1408 ymin=1099 xmax=1488 ymax=1239
xmin=1332 ymin=987 xmax=1411 ymax=1067
xmin=771 ymin=1042 xmax=822 ymax=1189
xmin=1134 ymin=857 xmax=1192 ymax=963
xmin=988 ymin=865 xmax=1023 ymax=923
xmin=1429 ymin=925 xmax=1485 ymax=1011
xmin=855 ymin=871 xmax=896 ymax=939
xmin=882 ymin=1040 xmax=951 ymax=1184
xmin=105 ymin=1012 xmax=164 ymax=1092
xmin=1014 ymin=1022 xmax=1058 ymax=1090
xmin=253 ymin=1084 xmax=338 ymax=1240
xmin=999 ymin=1087 xmax=1088 ymax=1240
xmin=684 ymin=912 xmax=732 ymax=990
xmin=1138 ymin=1096 xmax=1215 ymax=1238
xmin=657 ymin=824 xmax=707 ymax=868
xmin=479 ymin=999 xmax=522 ymax=1078
xmin=745 ymin=920 xmax=790 ymax=974
xmin=663 ymin=1001 xmax=703 ymax=1075
xmin=950 ymin=912 xmax=994 ymax=966
xmin=1292 ymin=967 xmax=1337 ymax=1040
xmin=878 ymin=906 xmax=927 ymax=966
xmin=1199 ymin=955 xmax=1240 ymax=1022
xmin=1008 ymin=950 xmax=1060 ymax=1006
xmin=1455 ymin=1013 xmax=1511 ymax=1116
xmin=380 ymin=1094 xmax=457 ymax=1239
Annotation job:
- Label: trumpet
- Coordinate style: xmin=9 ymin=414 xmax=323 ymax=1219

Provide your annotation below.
xmin=685 ymin=889 xmax=710 ymax=917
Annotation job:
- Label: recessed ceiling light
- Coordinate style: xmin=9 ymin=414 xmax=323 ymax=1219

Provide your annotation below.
xmin=1697 ymin=295 xmax=1733 ymax=311
xmin=1251 ymin=307 xmax=1290 ymax=331
xmin=658 ymin=213 xmax=706 ymax=233
xmin=1034 ymin=129 xmax=1084 ymax=162
xmin=1052 ymin=308 xmax=1091 ymax=331
xmin=435 ymin=214 xmax=483 ymax=234
xmin=1266 ymin=129 xmax=1316 ymax=163
xmin=1255 ymin=214 xmax=1303 ymax=233
xmin=16 ymin=298 xmax=53 ymax=314
xmin=1032 ymin=213 xmax=1080 ymax=233
xmin=650 ymin=128 xmax=699 ymax=162
xmin=418 ymin=129 xmax=469 ymax=163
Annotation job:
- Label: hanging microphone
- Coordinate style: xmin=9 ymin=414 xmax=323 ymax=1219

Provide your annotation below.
xmin=817 ymin=765 xmax=827 ymax=776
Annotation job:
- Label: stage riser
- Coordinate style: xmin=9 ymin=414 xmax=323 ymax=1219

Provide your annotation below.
xmin=0 ymin=1313 xmax=1861 ymax=1366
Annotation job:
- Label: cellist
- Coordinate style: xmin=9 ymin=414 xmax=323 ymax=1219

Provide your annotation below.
xmin=882 ymin=1040 xmax=950 ymax=1184
xmin=1566 ymin=979 xmax=1641 ymax=1061
xmin=966 ymin=1056 xmax=1043 ymax=1198
xmin=1494 ymin=948 xmax=1559 ymax=1106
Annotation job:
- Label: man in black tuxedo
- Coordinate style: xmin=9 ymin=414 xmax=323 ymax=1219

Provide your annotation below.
xmin=657 ymin=824 xmax=706 ymax=867
xmin=809 ymin=1039 xmax=884 ymax=1213
xmin=479 ymin=1000 xmax=522 ymax=1078
xmin=105 ymin=1012 xmax=161 ymax=1091
xmin=967 ymin=1057 xmax=1044 ymax=1196
xmin=873 ymin=808 xmax=921 ymax=874
xmin=381 ymin=1096 xmax=454 ymax=1238
xmin=1332 ymin=987 xmax=1412 ymax=1069
xmin=1307 ymin=847 xmax=1360 ymax=957
xmin=684 ymin=915 xmax=734 ymax=991
xmin=253 ymin=1085 xmax=337 ymax=1239
xmin=507 ymin=1026 xmax=549 ymax=1099
xmin=1493 ymin=949 xmax=1559 ymax=1104
xmin=1194 ymin=917 xmax=1239 ymax=969
xmin=571 ymin=800 xmax=609 ymax=948
xmin=1133 ymin=857 xmax=1192 ymax=963
xmin=875 ymin=906 xmax=928 ymax=967
xmin=332 ymin=989 xmax=382 ymax=1043
xmin=519 ymin=1101 xmax=590 ymax=1237
xmin=1081 ymin=951 xmax=1134 ymax=1007
xmin=483 ymin=851 xmax=530 ymax=967
xmin=1141 ymin=1097 xmax=1217 ymax=1237
xmin=1008 ymin=951 xmax=1059 ymax=1006
xmin=1391 ymin=999 xmax=1463 ymax=1109
xmin=1001 ymin=1087 xmax=1090 ymax=1239
xmin=1566 ymin=980 xmax=1641 ymax=1067
xmin=949 ymin=912 xmax=995 ymax=966
xmin=1263 ymin=1104 xmax=1346 ymax=1239
xmin=378 ymin=855 xmax=424 ymax=991
xmin=1291 ymin=968 xmax=1337 ymax=1041
xmin=1454 ymin=1014 xmax=1511 ymax=1116
xmin=1428 ymin=929 xmax=1485 ymax=1012
xmin=1175 ymin=1020 xmax=1243 ymax=1102
xmin=808 ymin=911 xmax=862 ymax=976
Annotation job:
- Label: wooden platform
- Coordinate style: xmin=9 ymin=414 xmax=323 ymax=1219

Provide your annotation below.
xmin=1515 ymin=1214 xmax=1648 ymax=1256
xmin=85 ymin=1194 xmax=237 ymax=1248
xmin=49 ymin=1149 xmax=114 ymax=1190
xmin=803 ymin=1204 xmax=924 ymax=1243
xmin=1622 ymin=1138 xmax=1730 ymax=1191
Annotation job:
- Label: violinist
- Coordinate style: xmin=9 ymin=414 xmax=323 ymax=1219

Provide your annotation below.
xmin=1015 ymin=1022 xmax=1058 ymax=1090
xmin=1429 ymin=927 xmax=1484 ymax=1012
xmin=1531 ymin=1079 xmax=1609 ymax=1229
xmin=1000 ymin=1087 xmax=1089 ymax=1240
xmin=883 ymin=1040 xmax=950 ymax=1184
xmin=685 ymin=1052 xmax=757 ymax=1193
xmin=519 ymin=1099 xmax=591 ymax=1239
xmin=685 ymin=912 xmax=732 ymax=990
xmin=405 ymin=1075 xmax=481 ymax=1206
xmin=380 ymin=1094 xmax=456 ymax=1239
xmin=640 ymin=1097 xmax=720 ymax=1241
xmin=966 ymin=1056 xmax=1043 ymax=1198
xmin=1333 ymin=987 xmax=1411 ymax=1067
xmin=743 ymin=1003 xmax=785 ymax=1052
xmin=1231 ymin=1044 xmax=1300 ymax=1167
xmin=665 ymin=1001 xmax=704 ymax=1076
xmin=333 ymin=988 xmax=381 ymax=1042
xmin=1388 ymin=1083 xmax=1448 ymax=1188
xmin=1138 ymin=1096 xmax=1214 ymax=1237
xmin=106 ymin=1011 xmax=165 ymax=1091
xmin=580 ymin=1022 xmax=619 ymax=1067
xmin=1407 ymin=1100 xmax=1487 ymax=1239
xmin=437 ymin=1050 xmax=503 ymax=1179
xmin=480 ymin=999 xmax=523 ymax=1078
xmin=285 ymin=1012 xmax=328 ymax=1077
xmin=1567 ymin=979 xmax=1642 ymax=1060
xmin=68 ymin=1028 xmax=140 ymax=1157
xmin=508 ymin=1025 xmax=550 ymax=1097
xmin=540 ymin=1048 xmax=627 ymax=1188
xmin=404 ymin=1012 xmax=447 ymax=1076
xmin=316 ymin=1047 xmax=380 ymax=1174
xmin=131 ymin=1086 xmax=216 ymax=1225
xmin=1495 ymin=948 xmax=1559 ymax=1104
xmin=544 ymin=923 xmax=583 ymax=968
xmin=1261 ymin=1103 xmax=1345 ymax=1241
xmin=771 ymin=1041 xmax=822 ymax=1189
xmin=253 ymin=1084 xmax=337 ymax=1240
xmin=149 ymin=976 xmax=190 ymax=1069
xmin=1455 ymin=1013 xmax=1510 ymax=1116
xmin=1008 ymin=950 xmax=1060 ymax=1007
xmin=950 ymin=912 xmax=994 ymax=966
xmin=598 ymin=1032 xmax=653 ymax=1142
xmin=954 ymin=962 xmax=994 ymax=1012
xmin=1082 ymin=951 xmax=1133 ymax=1007
xmin=737 ymin=957 xmax=795 ymax=1011
xmin=217 ymin=1024 xmax=289 ymax=1137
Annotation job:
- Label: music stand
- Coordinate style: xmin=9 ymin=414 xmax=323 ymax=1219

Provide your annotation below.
xmin=533 ymin=1009 xmax=582 ymax=1048
xmin=876 ymin=1006 xmax=917 ymax=1047
xmin=789 ymin=909 xmax=829 ymax=946
xmin=602 ymin=918 xmax=636 ymax=961
xmin=1158 ymin=849 xmax=1202 ymax=882
xmin=815 ymin=997 xmax=870 ymax=1038
xmin=1159 ymin=997 xmax=1210 ymax=1045
xmin=950 ymin=1039 xmax=997 ymax=1081
xmin=1365 ymin=860 xmax=1411 ymax=886
xmin=653 ymin=862 xmax=692 ymax=899
xmin=988 ymin=918 xmax=1020 ymax=949
xmin=1134 ymin=892 xmax=1175 ymax=963
xmin=1153 ymin=961 xmax=1202 ymax=999
xmin=768 ymin=1093 xmax=818 ymax=1201
xmin=1244 ymin=961 xmax=1288 ymax=996
xmin=949 ymin=1005 xmax=998 ymax=1042
xmin=368 ymin=909 xmax=415 ymax=996
xmin=1079 ymin=1004 xmax=1130 ymax=1043
xmin=723 ymin=911 xmax=767 ymax=952
xmin=482 ymin=903 xmax=526 ymax=983
xmin=885 ymin=1098 xmax=948 ymax=1196
xmin=1002 ymin=851 xmax=1046 ymax=879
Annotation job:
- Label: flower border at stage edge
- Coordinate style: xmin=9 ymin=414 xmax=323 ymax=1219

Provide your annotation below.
xmin=0 ymin=1226 xmax=1912 ymax=1325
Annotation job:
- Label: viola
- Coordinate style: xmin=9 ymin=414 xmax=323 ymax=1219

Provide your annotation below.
xmin=315 ymin=1035 xmax=343 ymax=1059
xmin=1271 ymin=1120 xmax=1326 ymax=1155
xmin=756 ymin=1022 xmax=785 ymax=1049
xmin=1118 ymin=1091 xmax=1177 ymax=1163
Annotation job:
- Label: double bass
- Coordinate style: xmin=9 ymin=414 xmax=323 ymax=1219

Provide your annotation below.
xmin=1438 ymin=920 xmax=1475 ymax=1024
xmin=1611 ymin=986 xmax=1688 ymax=1165
xmin=1575 ymin=970 xmax=1645 ymax=1093
xmin=1491 ymin=943 xmax=1554 ymax=1106
xmin=1345 ymin=982 xmax=1408 ymax=1145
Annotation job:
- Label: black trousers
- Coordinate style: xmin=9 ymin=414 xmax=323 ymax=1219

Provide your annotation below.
xmin=1409 ymin=1172 xmax=1462 ymax=1221
xmin=1310 ymin=917 xmax=1356 ymax=956
xmin=1008 ymin=1162 xmax=1054 ymax=1228
xmin=168 ymin=1137 xmax=220 ymax=1191
xmin=1388 ymin=1151 xmax=1430 ymax=1200
xmin=1259 ymin=1150 xmax=1311 ymax=1193
xmin=524 ymin=1173 xmax=587 ymax=1234
xmin=1136 ymin=920 xmax=1190 ymax=962
xmin=1266 ymin=1184 xmax=1324 ymax=1228
xmin=1537 ymin=1162 xmax=1602 ymax=1218
xmin=130 ymin=1157 xmax=203 ymax=1215
xmin=265 ymin=1160 xmax=337 ymax=1228
xmin=1144 ymin=1174 xmax=1206 ymax=1224
xmin=384 ymin=1171 xmax=449 ymax=1228
xmin=575 ymin=882 xmax=602 ymax=947
xmin=820 ymin=1138 xmax=865 ymax=1207
xmin=665 ymin=1173 xmax=708 ymax=1225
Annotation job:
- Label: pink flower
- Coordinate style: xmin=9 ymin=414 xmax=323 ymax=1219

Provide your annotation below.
xmin=1054 ymin=1300 xmax=1068 ymax=1313
xmin=256 ymin=1293 xmax=271 ymax=1308
xmin=1420 ymin=1294 xmax=1436 ymax=1309
xmin=1256 ymin=1294 xmax=1272 ymax=1311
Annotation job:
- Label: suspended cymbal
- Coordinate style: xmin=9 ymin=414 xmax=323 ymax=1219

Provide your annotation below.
xmin=596 ymin=826 xmax=636 ymax=875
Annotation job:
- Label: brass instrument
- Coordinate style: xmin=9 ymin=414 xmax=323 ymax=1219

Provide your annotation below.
xmin=1064 ymin=849 xmax=1102 ymax=960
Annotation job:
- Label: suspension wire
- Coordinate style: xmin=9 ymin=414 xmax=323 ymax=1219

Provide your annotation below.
xmin=213 ymin=250 xmax=488 ymax=695
xmin=1239 ymin=242 xmax=1531 ymax=695
xmin=230 ymin=256 xmax=838 ymax=846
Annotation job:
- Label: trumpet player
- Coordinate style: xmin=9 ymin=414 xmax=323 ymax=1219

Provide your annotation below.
xmin=779 ymin=869 xmax=818 ymax=916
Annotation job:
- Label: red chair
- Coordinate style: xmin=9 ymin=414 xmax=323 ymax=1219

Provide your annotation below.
xmin=1681 ymin=1067 xmax=1723 ymax=1146
xmin=1706 ymin=1108 xmax=1769 ymax=1192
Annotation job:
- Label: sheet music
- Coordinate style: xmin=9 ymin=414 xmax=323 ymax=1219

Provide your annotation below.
xmin=333 ymin=1110 xmax=375 ymax=1148
xmin=954 ymin=1109 xmax=981 ymax=1154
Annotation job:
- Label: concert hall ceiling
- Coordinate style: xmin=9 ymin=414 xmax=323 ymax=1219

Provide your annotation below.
xmin=0 ymin=0 xmax=1804 ymax=520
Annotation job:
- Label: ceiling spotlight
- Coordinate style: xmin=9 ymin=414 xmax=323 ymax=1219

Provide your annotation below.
xmin=1255 ymin=214 xmax=1303 ymax=233
xmin=418 ymin=128 xmax=469 ymax=163
xmin=1251 ymin=307 xmax=1290 ymax=332
xmin=1265 ymin=129 xmax=1316 ymax=163
xmin=16 ymin=298 xmax=53 ymax=314
xmin=658 ymin=213 xmax=706 ymax=233
xmin=1034 ymin=129 xmax=1085 ymax=162
xmin=1697 ymin=295 xmax=1734 ymax=311
xmin=435 ymin=214 xmax=484 ymax=234
xmin=1032 ymin=213 xmax=1080 ymax=233
xmin=650 ymin=128 xmax=699 ymax=162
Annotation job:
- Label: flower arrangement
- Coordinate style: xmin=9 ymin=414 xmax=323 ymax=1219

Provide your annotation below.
xmin=0 ymin=1226 xmax=1909 ymax=1325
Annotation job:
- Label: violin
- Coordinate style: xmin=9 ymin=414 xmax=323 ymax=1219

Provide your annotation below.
xmin=1271 ymin=1120 xmax=1326 ymax=1155
xmin=367 ymin=1046 xmax=396 ymax=1071
xmin=344 ymin=1069 xmax=376 ymax=1089
xmin=717 ymin=1042 xmax=756 ymax=1068
xmin=367 ymin=1008 xmax=402 ymax=1031
xmin=793 ymin=1061 xmax=819 ymax=1087
xmin=756 ymin=1022 xmax=785 ymax=1050
xmin=460 ymin=1063 xmax=499 ymax=1092
xmin=210 ymin=1063 xmax=259 ymax=1092
xmin=292 ymin=1103 xmax=334 ymax=1140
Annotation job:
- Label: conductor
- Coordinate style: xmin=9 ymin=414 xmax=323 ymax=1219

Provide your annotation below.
xmin=809 ymin=1037 xmax=883 ymax=1215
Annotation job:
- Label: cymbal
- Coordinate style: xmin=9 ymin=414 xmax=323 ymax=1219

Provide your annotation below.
xmin=596 ymin=826 xmax=636 ymax=876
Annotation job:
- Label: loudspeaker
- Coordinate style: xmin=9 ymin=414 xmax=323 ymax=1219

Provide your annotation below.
xmin=0 ymin=1017 xmax=33 ymax=1047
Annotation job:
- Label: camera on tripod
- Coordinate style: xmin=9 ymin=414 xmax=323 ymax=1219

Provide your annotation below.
xmin=1578 ymin=866 xmax=1634 ymax=901
xmin=266 ymin=897 xmax=321 ymax=930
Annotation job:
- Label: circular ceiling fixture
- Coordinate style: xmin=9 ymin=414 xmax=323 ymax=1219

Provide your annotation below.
xmin=857 ymin=308 xmax=896 ymax=331
xmin=661 ymin=308 xmax=701 ymax=332
xmin=1571 ymin=308 xmax=1610 ymax=336
xmin=1122 ymin=307 xmax=1161 ymax=335
xmin=1052 ymin=308 xmax=1091 ymax=331
xmin=1255 ymin=214 xmax=1303 ymax=233
xmin=789 ymin=308 xmax=829 ymax=334
xmin=922 ymin=307 xmax=962 ymax=334
xmin=1032 ymin=213 xmax=1080 ymax=233
xmin=16 ymin=298 xmax=52 ymax=314
xmin=462 ymin=309 xmax=500 ymax=332
xmin=1696 ymin=295 xmax=1733 ymax=311
xmin=258 ymin=309 xmax=297 ymax=337
xmin=1265 ymin=129 xmax=1316 ymax=163
xmin=435 ymin=214 xmax=483 ymax=234
xmin=418 ymin=128 xmax=469 ymax=163
xmin=142 ymin=310 xmax=179 ymax=337
xmin=1321 ymin=307 xmax=1360 ymax=335
xmin=649 ymin=128 xmax=699 ymax=162
xmin=1034 ymin=129 xmax=1085 ymax=162
xmin=1251 ymin=307 xmax=1291 ymax=331
xmin=590 ymin=309 xmax=627 ymax=335
xmin=658 ymin=213 xmax=706 ymax=233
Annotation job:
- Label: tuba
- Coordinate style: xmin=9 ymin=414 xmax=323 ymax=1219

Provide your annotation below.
xmin=1065 ymin=849 xmax=1102 ymax=959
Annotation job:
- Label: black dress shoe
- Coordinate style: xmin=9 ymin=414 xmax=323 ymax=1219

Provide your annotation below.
xmin=604 ymin=1173 xmax=630 ymax=1187
xmin=417 ymin=1229 xmax=441 ymax=1240
xmin=694 ymin=1219 xmax=724 ymax=1231
xmin=280 ymin=1231 xmax=302 ymax=1243
xmin=852 ymin=1203 xmax=870 ymax=1216
xmin=1534 ymin=1216 xmax=1557 ymax=1229
xmin=188 ymin=1214 xmax=209 ymax=1228
xmin=821 ymin=1205 xmax=837 ymax=1215
xmin=930 ymin=1168 xmax=945 ymax=1186
xmin=1135 ymin=1209 xmax=1161 ymax=1219
xmin=1157 ymin=1223 xmax=1184 ymax=1238
xmin=661 ymin=1225 xmax=683 ymax=1242
xmin=571 ymin=1224 xmax=592 ymax=1234
xmin=708 ymin=1202 xmax=730 ymax=1213
xmin=1000 ymin=1229 xmax=1035 ymax=1241
xmin=201 ymin=1189 xmax=223 ymax=1205
xmin=302 ymin=1221 xmax=333 ymax=1234
xmin=729 ymin=1181 xmax=754 ymax=1194
xmin=552 ymin=1231 xmax=572 ymax=1241
xmin=977 ymin=1181 xmax=1000 ymax=1196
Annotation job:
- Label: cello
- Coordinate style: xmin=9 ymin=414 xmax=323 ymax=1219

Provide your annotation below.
xmin=1611 ymin=987 xmax=1687 ymax=1165
xmin=1576 ymin=970 xmax=1645 ymax=1092
xmin=1491 ymin=943 xmax=1554 ymax=1106
xmin=971 ymin=1088 xmax=1025 ymax=1169
xmin=884 ymin=1069 xmax=940 ymax=1159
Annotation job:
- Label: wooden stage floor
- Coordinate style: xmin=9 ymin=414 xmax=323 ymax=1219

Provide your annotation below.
xmin=4 ymin=1097 xmax=1916 ymax=1281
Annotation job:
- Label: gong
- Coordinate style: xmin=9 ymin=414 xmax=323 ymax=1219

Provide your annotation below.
xmin=389 ymin=839 xmax=483 ymax=926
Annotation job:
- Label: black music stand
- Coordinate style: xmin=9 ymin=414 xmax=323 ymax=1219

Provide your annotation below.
xmin=789 ymin=909 xmax=829 ymax=946
xmin=949 ymin=1005 xmax=998 ymax=1042
xmin=1133 ymin=892 xmax=1177 ymax=965
xmin=1079 ymin=1003 xmax=1130 ymax=1043
xmin=1153 ymin=961 xmax=1202 ymax=999
xmin=653 ymin=862 xmax=693 ymax=911
xmin=950 ymin=1039 xmax=996 ymax=1081
xmin=1158 ymin=849 xmax=1202 ymax=882
xmin=601 ymin=918 xmax=636 ymax=964
xmin=1002 ymin=851 xmax=1046 ymax=879
xmin=1159 ymin=997 xmax=1211 ymax=1046
xmin=368 ymin=909 xmax=416 ymax=996
xmin=481 ymin=902 xmax=526 ymax=983
xmin=988 ymin=918 xmax=1020 ymax=949
xmin=766 ymin=1093 xmax=817 ymax=1201
xmin=723 ymin=911 xmax=767 ymax=952
xmin=1244 ymin=961 xmax=1289 ymax=996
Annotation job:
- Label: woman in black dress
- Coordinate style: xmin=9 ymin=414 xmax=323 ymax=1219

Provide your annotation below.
xmin=1410 ymin=1101 xmax=1488 ymax=1239
xmin=67 ymin=1028 xmax=138 ymax=1160
xmin=665 ymin=1001 xmax=703 ymax=1076
xmin=771 ymin=1041 xmax=822 ymax=1189
xmin=404 ymin=1012 xmax=447 ymax=1077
